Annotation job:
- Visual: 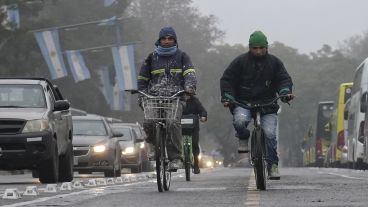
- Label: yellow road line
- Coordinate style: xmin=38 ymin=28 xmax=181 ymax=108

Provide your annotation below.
xmin=245 ymin=171 xmax=260 ymax=207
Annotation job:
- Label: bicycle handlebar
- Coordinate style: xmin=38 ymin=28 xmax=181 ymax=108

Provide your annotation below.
xmin=126 ymin=89 xmax=185 ymax=99
xmin=224 ymin=93 xmax=291 ymax=110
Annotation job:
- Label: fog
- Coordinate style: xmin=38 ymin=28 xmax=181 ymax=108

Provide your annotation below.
xmin=192 ymin=0 xmax=368 ymax=54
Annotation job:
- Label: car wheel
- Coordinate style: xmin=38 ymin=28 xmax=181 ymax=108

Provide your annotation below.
xmin=59 ymin=141 xmax=74 ymax=182
xmin=39 ymin=139 xmax=59 ymax=183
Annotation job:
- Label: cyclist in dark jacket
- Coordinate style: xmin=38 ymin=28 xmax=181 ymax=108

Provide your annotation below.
xmin=220 ymin=31 xmax=294 ymax=180
xmin=138 ymin=26 xmax=197 ymax=171
xmin=182 ymin=95 xmax=207 ymax=174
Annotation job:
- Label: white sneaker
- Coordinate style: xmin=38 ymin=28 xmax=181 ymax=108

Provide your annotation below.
xmin=238 ymin=139 xmax=249 ymax=153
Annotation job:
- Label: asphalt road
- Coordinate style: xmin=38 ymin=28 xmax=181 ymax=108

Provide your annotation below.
xmin=1 ymin=167 xmax=368 ymax=207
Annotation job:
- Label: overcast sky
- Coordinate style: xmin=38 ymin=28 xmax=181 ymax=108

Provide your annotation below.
xmin=191 ymin=0 xmax=368 ymax=54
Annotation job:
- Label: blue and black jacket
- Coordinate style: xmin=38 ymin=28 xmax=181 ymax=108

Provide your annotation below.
xmin=138 ymin=49 xmax=197 ymax=96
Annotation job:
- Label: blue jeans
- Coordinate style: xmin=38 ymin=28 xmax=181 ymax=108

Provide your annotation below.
xmin=232 ymin=106 xmax=279 ymax=166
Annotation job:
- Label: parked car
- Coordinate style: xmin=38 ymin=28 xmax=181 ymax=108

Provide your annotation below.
xmin=72 ymin=115 xmax=122 ymax=177
xmin=110 ymin=123 xmax=145 ymax=173
xmin=0 ymin=77 xmax=73 ymax=183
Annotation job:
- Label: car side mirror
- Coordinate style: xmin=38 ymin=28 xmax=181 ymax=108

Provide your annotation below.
xmin=112 ymin=130 xmax=123 ymax=138
xmin=360 ymin=92 xmax=368 ymax=113
xmin=54 ymin=100 xmax=70 ymax=111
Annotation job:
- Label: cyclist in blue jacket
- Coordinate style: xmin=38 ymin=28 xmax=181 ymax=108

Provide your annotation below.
xmin=138 ymin=26 xmax=197 ymax=171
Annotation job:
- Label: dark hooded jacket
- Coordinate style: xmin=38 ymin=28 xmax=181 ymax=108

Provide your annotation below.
xmin=220 ymin=52 xmax=293 ymax=114
xmin=137 ymin=50 xmax=196 ymax=96
xmin=138 ymin=27 xmax=196 ymax=96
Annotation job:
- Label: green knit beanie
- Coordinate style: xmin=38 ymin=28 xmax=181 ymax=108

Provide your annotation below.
xmin=249 ymin=31 xmax=268 ymax=48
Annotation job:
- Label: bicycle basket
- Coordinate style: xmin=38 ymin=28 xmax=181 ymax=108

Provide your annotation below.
xmin=142 ymin=97 xmax=180 ymax=121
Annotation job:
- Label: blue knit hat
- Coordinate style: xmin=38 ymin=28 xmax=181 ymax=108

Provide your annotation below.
xmin=155 ymin=26 xmax=177 ymax=46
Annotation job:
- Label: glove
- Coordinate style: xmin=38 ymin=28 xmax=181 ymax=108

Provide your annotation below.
xmin=279 ymin=88 xmax=292 ymax=103
xmin=185 ymin=86 xmax=195 ymax=95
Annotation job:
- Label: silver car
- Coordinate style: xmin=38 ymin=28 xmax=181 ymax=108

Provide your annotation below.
xmin=72 ymin=115 xmax=122 ymax=177
xmin=110 ymin=123 xmax=145 ymax=173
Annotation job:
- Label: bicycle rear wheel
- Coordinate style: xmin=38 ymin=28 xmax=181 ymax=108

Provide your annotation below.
xmin=155 ymin=125 xmax=164 ymax=192
xmin=163 ymin=127 xmax=171 ymax=191
xmin=184 ymin=140 xmax=191 ymax=181
xmin=252 ymin=128 xmax=266 ymax=190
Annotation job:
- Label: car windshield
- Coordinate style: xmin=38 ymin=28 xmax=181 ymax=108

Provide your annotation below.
xmin=132 ymin=126 xmax=142 ymax=137
xmin=73 ymin=120 xmax=108 ymax=136
xmin=0 ymin=84 xmax=46 ymax=108
xmin=113 ymin=127 xmax=132 ymax=141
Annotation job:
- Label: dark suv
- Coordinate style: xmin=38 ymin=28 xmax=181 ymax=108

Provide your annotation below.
xmin=0 ymin=78 xmax=73 ymax=183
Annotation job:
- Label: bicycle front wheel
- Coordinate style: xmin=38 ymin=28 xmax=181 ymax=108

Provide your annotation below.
xmin=155 ymin=125 xmax=164 ymax=192
xmin=252 ymin=128 xmax=266 ymax=190
xmin=163 ymin=127 xmax=171 ymax=191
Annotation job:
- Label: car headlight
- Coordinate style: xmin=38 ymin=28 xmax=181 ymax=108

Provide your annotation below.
xmin=22 ymin=119 xmax=49 ymax=133
xmin=122 ymin=146 xmax=135 ymax=155
xmin=139 ymin=142 xmax=145 ymax=149
xmin=206 ymin=161 xmax=213 ymax=168
xmin=93 ymin=145 xmax=106 ymax=153
xmin=198 ymin=154 xmax=202 ymax=161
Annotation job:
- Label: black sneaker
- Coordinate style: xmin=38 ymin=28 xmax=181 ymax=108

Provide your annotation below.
xmin=168 ymin=159 xmax=182 ymax=172
xmin=238 ymin=139 xmax=249 ymax=153
xmin=193 ymin=166 xmax=200 ymax=174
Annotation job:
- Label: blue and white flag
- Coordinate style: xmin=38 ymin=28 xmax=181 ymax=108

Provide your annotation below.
xmin=103 ymin=0 xmax=117 ymax=7
xmin=34 ymin=30 xmax=68 ymax=79
xmin=112 ymin=45 xmax=137 ymax=91
xmin=97 ymin=16 xmax=117 ymax=26
xmin=122 ymin=92 xmax=131 ymax=111
xmin=97 ymin=68 xmax=113 ymax=106
xmin=112 ymin=82 xmax=124 ymax=111
xmin=65 ymin=50 xmax=91 ymax=82
xmin=1 ymin=4 xmax=20 ymax=31
xmin=110 ymin=81 xmax=131 ymax=111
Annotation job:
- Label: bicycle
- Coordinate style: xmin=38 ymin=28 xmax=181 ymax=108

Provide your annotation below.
xmin=127 ymin=89 xmax=183 ymax=192
xmin=224 ymin=93 xmax=291 ymax=190
xmin=181 ymin=114 xmax=197 ymax=181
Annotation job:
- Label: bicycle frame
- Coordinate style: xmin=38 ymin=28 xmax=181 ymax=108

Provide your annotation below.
xmin=224 ymin=93 xmax=289 ymax=190
xmin=126 ymin=89 xmax=184 ymax=192
xmin=181 ymin=114 xmax=196 ymax=181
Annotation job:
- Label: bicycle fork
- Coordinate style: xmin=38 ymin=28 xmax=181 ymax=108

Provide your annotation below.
xmin=249 ymin=113 xmax=267 ymax=166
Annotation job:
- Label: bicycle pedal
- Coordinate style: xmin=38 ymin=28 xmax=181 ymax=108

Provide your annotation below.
xmin=268 ymin=176 xmax=280 ymax=180
xmin=237 ymin=149 xmax=249 ymax=153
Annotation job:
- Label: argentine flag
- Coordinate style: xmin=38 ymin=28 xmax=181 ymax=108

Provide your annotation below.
xmin=65 ymin=50 xmax=91 ymax=82
xmin=97 ymin=68 xmax=113 ymax=107
xmin=1 ymin=4 xmax=20 ymax=31
xmin=111 ymin=80 xmax=131 ymax=111
xmin=34 ymin=30 xmax=68 ymax=79
xmin=112 ymin=45 xmax=137 ymax=91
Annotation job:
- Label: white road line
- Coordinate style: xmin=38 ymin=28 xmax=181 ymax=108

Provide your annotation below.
xmin=176 ymin=187 xmax=227 ymax=192
xmin=323 ymin=172 xmax=368 ymax=181
xmin=245 ymin=171 xmax=260 ymax=207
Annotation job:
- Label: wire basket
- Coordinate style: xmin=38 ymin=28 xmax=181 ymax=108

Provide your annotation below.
xmin=142 ymin=97 xmax=180 ymax=121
